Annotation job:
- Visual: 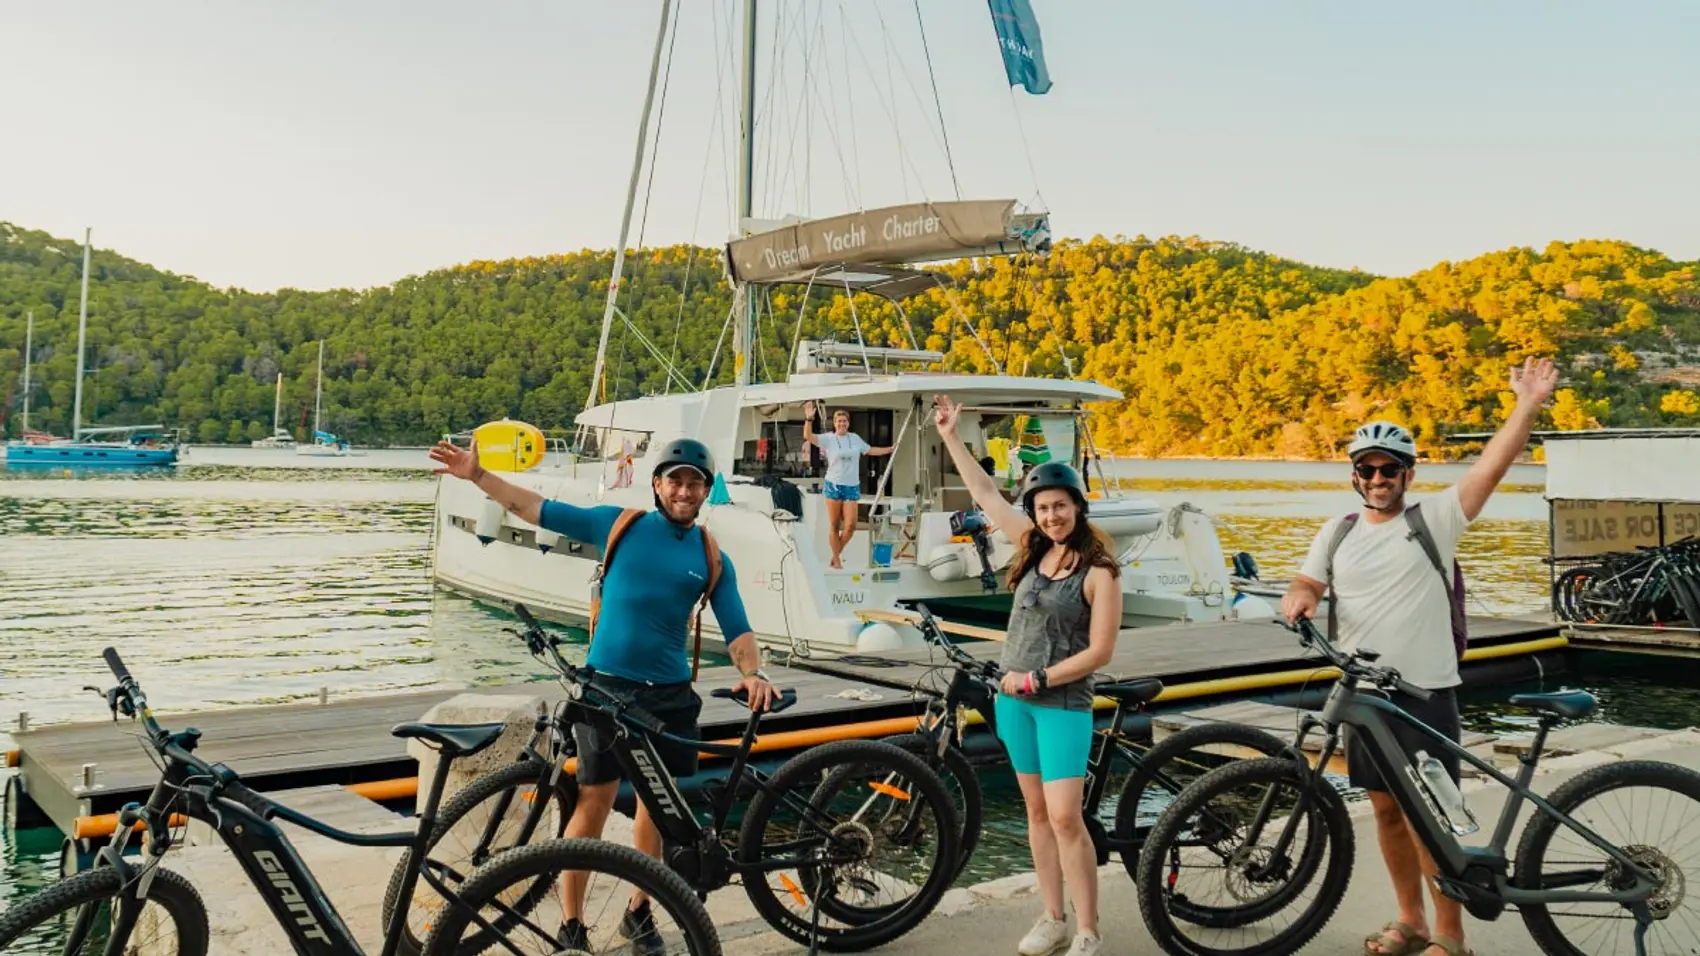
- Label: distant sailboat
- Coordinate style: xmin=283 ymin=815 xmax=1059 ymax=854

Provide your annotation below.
xmin=252 ymin=372 xmax=296 ymax=448
xmin=4 ymin=229 xmax=180 ymax=467
xmin=295 ymin=340 xmax=361 ymax=457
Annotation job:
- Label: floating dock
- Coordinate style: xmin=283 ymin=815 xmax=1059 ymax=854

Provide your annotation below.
xmin=6 ymin=614 xmax=1566 ymax=845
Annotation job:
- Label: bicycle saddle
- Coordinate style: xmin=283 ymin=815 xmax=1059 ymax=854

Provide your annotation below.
xmin=391 ymin=721 xmax=509 ymax=757
xmin=1096 ymin=677 xmax=1165 ymax=707
xmin=1508 ymin=690 xmax=1597 ymax=720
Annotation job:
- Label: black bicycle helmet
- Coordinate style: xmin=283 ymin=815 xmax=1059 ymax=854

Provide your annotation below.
xmin=652 ymin=437 xmax=715 ymax=480
xmin=1020 ymin=461 xmax=1089 ymax=515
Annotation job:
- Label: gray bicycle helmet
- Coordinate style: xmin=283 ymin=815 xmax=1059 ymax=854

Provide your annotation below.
xmin=651 ymin=437 xmax=715 ymax=480
xmin=1020 ymin=461 xmax=1090 ymax=516
xmin=1346 ymin=420 xmax=1417 ymax=465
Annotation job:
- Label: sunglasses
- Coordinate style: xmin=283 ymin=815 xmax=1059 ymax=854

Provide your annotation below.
xmin=1353 ymin=461 xmax=1407 ymax=480
xmin=1021 ymin=574 xmax=1053 ymax=610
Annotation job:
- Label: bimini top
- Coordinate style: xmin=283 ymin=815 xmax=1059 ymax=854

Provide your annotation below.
xmin=725 ymin=199 xmax=1050 ymax=287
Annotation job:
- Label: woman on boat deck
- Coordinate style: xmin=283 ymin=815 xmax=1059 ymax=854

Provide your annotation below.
xmin=802 ymin=401 xmax=894 ymax=568
xmin=933 ymin=394 xmax=1121 ymax=956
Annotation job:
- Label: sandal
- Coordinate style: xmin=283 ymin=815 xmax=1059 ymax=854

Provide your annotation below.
xmin=1425 ymin=939 xmax=1473 ymax=956
xmin=1364 ymin=921 xmax=1429 ymax=956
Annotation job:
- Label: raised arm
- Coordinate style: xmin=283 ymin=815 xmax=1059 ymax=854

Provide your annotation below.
xmin=429 ymin=440 xmax=544 ymax=525
xmin=1456 ymin=357 xmax=1558 ymax=521
xmin=801 ymin=400 xmax=821 ymax=447
xmin=932 ymin=394 xmax=1033 ymax=540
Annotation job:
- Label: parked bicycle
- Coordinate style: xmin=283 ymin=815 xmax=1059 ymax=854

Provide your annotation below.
xmin=1135 ymin=616 xmax=1700 ymax=956
xmin=391 ymin=604 xmax=961 ymax=955
xmin=0 ymin=647 xmax=716 ymax=956
xmin=842 ymin=602 xmax=1295 ymax=888
xmin=1553 ymin=536 xmax=1700 ymax=626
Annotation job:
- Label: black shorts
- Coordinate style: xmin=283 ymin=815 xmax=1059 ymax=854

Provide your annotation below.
xmin=573 ymin=674 xmax=702 ymax=787
xmin=1343 ymin=688 xmax=1461 ymax=792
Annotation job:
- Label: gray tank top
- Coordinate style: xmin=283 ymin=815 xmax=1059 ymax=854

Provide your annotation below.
xmin=1001 ymin=564 xmax=1095 ymax=711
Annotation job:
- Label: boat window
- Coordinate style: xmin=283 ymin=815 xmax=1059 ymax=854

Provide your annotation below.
xmin=575 ymin=427 xmax=651 ymax=463
xmin=739 ymin=419 xmax=813 ymax=479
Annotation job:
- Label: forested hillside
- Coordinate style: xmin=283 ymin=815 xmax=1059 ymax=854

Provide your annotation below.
xmin=3 ymin=221 xmax=1696 ymax=456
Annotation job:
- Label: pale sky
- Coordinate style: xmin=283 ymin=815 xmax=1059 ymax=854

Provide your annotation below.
xmin=3 ymin=1 xmax=1696 ymax=292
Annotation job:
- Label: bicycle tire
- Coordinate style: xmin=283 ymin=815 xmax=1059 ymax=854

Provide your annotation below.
xmin=418 ymin=838 xmax=721 ymax=956
xmin=875 ymin=732 xmax=983 ymax=881
xmin=1115 ymin=720 xmax=1292 ymax=885
xmin=0 ymin=864 xmax=210 ymax=955
xmin=381 ymin=756 xmax=578 ymax=956
xmin=1514 ymin=759 xmax=1700 ymax=956
xmin=1135 ymin=757 xmax=1354 ymax=956
xmin=738 ymin=738 xmax=959 ymax=951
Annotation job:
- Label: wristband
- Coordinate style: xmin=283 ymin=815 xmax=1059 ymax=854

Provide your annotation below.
xmin=1022 ymin=673 xmax=1034 ymax=695
xmin=1036 ymin=669 xmax=1049 ymax=691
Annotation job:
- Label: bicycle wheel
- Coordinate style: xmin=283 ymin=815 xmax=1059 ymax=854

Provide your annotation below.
xmin=419 ymin=838 xmax=720 ymax=956
xmin=1136 ymin=757 xmax=1353 ymax=956
xmin=868 ymin=732 xmax=983 ymax=881
xmin=382 ymin=756 xmax=578 ymax=955
xmin=1115 ymin=720 xmax=1291 ymax=882
xmin=1514 ymin=759 xmax=1700 ymax=956
xmin=739 ymin=738 xmax=959 ymax=951
xmin=0 ymin=864 xmax=210 ymax=955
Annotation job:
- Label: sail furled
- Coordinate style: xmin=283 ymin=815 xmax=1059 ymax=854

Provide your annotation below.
xmin=725 ymin=200 xmax=1050 ymax=285
xmin=987 ymin=0 xmax=1052 ymax=95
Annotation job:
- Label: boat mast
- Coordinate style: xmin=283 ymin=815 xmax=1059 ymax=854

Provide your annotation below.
xmin=20 ymin=311 xmax=31 ymax=433
xmin=71 ymin=229 xmax=91 ymax=440
xmin=272 ymin=371 xmax=284 ymax=435
xmin=733 ymin=0 xmax=757 ymax=387
xmin=313 ymin=340 xmax=324 ymax=435
xmin=584 ymin=0 xmax=676 ymax=414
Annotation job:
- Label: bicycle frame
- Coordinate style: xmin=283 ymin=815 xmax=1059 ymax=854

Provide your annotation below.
xmin=1274 ymin=676 xmax=1664 ymax=911
xmin=101 ymin=738 xmax=461 ymax=956
xmin=561 ymin=693 xmax=854 ymax=887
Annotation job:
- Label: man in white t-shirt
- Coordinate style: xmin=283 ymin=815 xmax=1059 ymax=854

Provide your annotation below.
xmin=1282 ymin=357 xmax=1557 ymax=956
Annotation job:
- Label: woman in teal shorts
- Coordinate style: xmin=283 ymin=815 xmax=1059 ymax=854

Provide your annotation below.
xmin=934 ymin=395 xmax=1121 ymax=956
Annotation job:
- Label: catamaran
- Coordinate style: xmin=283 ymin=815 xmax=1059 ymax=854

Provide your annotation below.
xmin=3 ymin=229 xmax=181 ymax=467
xmin=431 ymin=2 xmax=1273 ymax=656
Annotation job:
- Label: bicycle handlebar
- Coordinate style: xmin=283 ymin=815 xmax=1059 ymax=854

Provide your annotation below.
xmin=1281 ymin=617 xmax=1433 ymax=701
xmin=910 ymin=602 xmax=1002 ymax=682
xmin=98 ymin=648 xmax=218 ymax=783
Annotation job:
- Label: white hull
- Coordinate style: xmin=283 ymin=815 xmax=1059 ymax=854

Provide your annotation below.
xmin=432 ymin=460 xmax=1255 ymax=657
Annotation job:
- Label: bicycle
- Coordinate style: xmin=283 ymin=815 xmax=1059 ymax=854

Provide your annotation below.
xmin=843 ymin=602 xmax=1293 ymax=887
xmin=402 ymin=604 xmax=961 ymax=955
xmin=0 ymin=647 xmax=717 ymax=956
xmin=1135 ymin=616 xmax=1700 ymax=956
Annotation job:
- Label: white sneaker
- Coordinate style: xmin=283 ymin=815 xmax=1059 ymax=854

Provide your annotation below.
xmin=1017 ymin=914 xmax=1070 ymax=956
xmin=1065 ymin=932 xmax=1102 ymax=956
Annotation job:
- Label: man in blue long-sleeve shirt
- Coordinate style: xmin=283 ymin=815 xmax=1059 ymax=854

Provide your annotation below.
xmin=430 ymin=436 xmax=775 ymax=954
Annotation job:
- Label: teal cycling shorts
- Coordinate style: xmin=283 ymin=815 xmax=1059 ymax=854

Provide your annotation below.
xmin=994 ymin=693 xmax=1094 ymax=782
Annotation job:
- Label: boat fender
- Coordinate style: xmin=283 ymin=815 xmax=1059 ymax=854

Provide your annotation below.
xmin=475 ymin=497 xmax=504 ymax=545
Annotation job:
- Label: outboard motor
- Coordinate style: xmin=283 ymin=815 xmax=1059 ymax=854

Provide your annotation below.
xmin=1232 ymin=551 xmax=1260 ymax=581
xmin=950 ymin=510 xmax=998 ymax=592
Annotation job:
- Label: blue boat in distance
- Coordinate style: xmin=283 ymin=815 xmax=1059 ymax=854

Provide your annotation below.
xmin=2 ymin=229 xmax=182 ymax=468
xmin=4 ymin=426 xmax=181 ymax=467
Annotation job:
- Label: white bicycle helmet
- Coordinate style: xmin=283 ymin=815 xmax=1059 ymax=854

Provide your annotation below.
xmin=1347 ymin=420 xmax=1417 ymax=464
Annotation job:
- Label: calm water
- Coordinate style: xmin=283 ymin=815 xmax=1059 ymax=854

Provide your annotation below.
xmin=4 ymin=451 xmax=1695 ymax=920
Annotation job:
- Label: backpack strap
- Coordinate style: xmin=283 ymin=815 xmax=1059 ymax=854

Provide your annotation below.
xmin=1323 ymin=513 xmax=1359 ymax=642
xmin=1402 ymin=503 xmax=1467 ymax=645
xmin=689 ymin=527 xmax=724 ymax=681
xmin=587 ymin=508 xmax=646 ymax=645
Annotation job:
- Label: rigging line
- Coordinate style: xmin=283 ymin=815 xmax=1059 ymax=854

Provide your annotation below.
xmin=1005 ymin=86 xmax=1049 ymax=212
xmin=756 ymin=288 xmax=776 ymax=383
xmin=801 ymin=0 xmax=812 ymax=217
xmin=613 ymin=304 xmax=695 ymax=393
xmin=913 ymin=0 xmax=961 ymax=201
xmin=943 ymin=278 xmax=1003 ymax=374
xmin=875 ymin=5 xmax=911 ymax=203
xmin=758 ymin=0 xmax=787 ymax=219
xmin=786 ymin=273 xmax=818 ymax=370
xmin=808 ymin=14 xmax=859 ymax=212
xmin=711 ymin=0 xmax=737 ymax=237
xmin=876 ymin=2 xmax=959 ymax=197
xmin=667 ymin=3 xmax=736 ymax=395
xmin=769 ymin=2 xmax=815 ymax=220
xmin=701 ymin=294 xmax=740 ymax=388
xmin=635 ymin=0 xmax=685 ymax=250
xmin=839 ymin=6 xmax=936 ymax=206
xmin=837 ymin=4 xmax=862 ymax=206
